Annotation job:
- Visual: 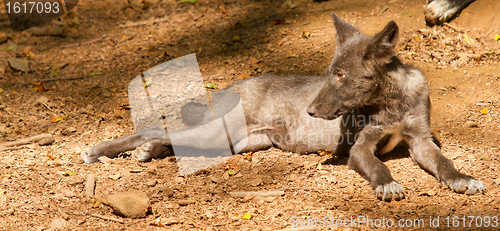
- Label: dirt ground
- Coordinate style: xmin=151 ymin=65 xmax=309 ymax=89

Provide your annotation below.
xmin=0 ymin=0 xmax=499 ymax=230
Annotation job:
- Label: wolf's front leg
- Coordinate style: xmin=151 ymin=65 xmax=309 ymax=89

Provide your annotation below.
xmin=348 ymin=127 xmax=405 ymax=201
xmin=407 ymin=136 xmax=485 ymax=195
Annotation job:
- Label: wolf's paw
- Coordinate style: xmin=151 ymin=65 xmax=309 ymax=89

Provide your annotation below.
xmin=424 ymin=0 xmax=460 ymax=25
xmin=375 ymin=181 xmax=405 ymax=201
xmin=442 ymin=176 xmax=485 ymax=195
xmin=81 ymin=148 xmax=99 ymax=163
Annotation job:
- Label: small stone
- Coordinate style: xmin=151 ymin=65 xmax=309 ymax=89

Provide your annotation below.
xmin=7 ymin=57 xmax=30 ymax=72
xmin=146 ymin=179 xmax=157 ymax=187
xmin=37 ymin=137 xmax=55 ymax=146
xmin=203 ymin=210 xmax=214 ymax=219
xmin=35 ymin=96 xmax=49 ymax=105
xmin=234 ymin=173 xmax=243 ymax=178
xmin=98 ymin=156 xmax=112 ymax=164
xmin=177 ymin=199 xmax=196 ymax=206
xmin=494 ymin=178 xmax=500 ymax=185
xmin=63 ymin=189 xmax=76 ymax=198
xmin=222 ymin=172 xmax=230 ymax=181
xmin=464 ymin=121 xmax=479 ymax=128
xmin=209 ymin=176 xmax=220 ymax=183
xmin=250 ymin=177 xmax=263 ymax=187
xmin=162 ymin=187 xmax=174 ymax=197
xmin=50 ymin=218 xmax=67 ymax=230
xmin=173 ymin=177 xmax=183 ymax=183
xmin=106 ymin=191 xmax=150 ymax=218
xmin=62 ymin=127 xmax=77 ymax=136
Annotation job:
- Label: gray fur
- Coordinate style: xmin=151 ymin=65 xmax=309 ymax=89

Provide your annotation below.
xmin=82 ymin=13 xmax=485 ymax=201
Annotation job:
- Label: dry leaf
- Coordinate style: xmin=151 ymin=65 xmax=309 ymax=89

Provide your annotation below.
xmin=242 ymin=212 xmax=252 ymax=220
xmin=480 ymin=107 xmax=489 ymax=114
xmin=272 ymin=19 xmax=285 ymax=25
xmin=250 ymin=58 xmax=261 ymax=64
xmin=33 ymin=86 xmax=48 ymax=92
xmin=231 ymin=35 xmax=242 ymax=43
xmin=239 ymin=73 xmax=251 ymax=78
xmin=52 ymin=116 xmax=67 ymax=123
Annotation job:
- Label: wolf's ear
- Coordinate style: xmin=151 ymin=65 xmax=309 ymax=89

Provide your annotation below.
xmin=365 ymin=20 xmax=399 ymax=63
xmin=331 ymin=13 xmax=359 ymax=44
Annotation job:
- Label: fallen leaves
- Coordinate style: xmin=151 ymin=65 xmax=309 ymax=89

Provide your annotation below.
xmin=231 ymin=35 xmax=242 ymax=43
xmin=177 ymin=0 xmax=197 ymax=4
xmin=272 ymin=19 xmax=286 ymax=25
xmin=480 ymin=106 xmax=489 ymax=114
xmin=204 ymin=83 xmax=217 ymax=89
xmin=51 ymin=116 xmax=67 ymax=123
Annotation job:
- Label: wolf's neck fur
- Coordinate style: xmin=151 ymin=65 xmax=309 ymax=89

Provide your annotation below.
xmin=370 ymin=56 xmax=425 ymax=122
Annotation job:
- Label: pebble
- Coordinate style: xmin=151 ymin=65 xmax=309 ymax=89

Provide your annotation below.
xmin=494 ymin=178 xmax=500 ymax=185
xmin=106 ymin=191 xmax=150 ymax=218
xmin=7 ymin=57 xmax=30 ymax=72
xmin=203 ymin=210 xmax=214 ymax=219
xmin=146 ymin=179 xmax=157 ymax=187
xmin=63 ymin=189 xmax=76 ymax=198
xmin=177 ymin=199 xmax=196 ymax=206
xmin=62 ymin=127 xmax=77 ymax=136
xmin=173 ymin=177 xmax=184 ymax=183
xmin=50 ymin=218 xmax=67 ymax=230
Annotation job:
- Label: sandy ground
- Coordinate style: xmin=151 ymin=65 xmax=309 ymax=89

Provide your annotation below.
xmin=0 ymin=0 xmax=499 ymax=230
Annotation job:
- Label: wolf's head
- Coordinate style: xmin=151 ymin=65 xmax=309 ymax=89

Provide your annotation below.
xmin=307 ymin=13 xmax=399 ymax=120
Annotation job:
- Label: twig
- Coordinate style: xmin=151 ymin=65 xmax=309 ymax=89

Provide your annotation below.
xmin=90 ymin=214 xmax=125 ymax=224
xmin=0 ymin=133 xmax=52 ymax=149
xmin=21 ymin=76 xmax=84 ymax=86
xmin=62 ymin=34 xmax=119 ymax=48
xmin=85 ymin=174 xmax=96 ymax=201
xmin=279 ymin=187 xmax=323 ymax=194
xmin=443 ymin=23 xmax=465 ymax=33
xmin=229 ymin=191 xmax=285 ymax=198
xmin=379 ymin=7 xmax=389 ymax=16
xmin=118 ymin=16 xmax=169 ymax=28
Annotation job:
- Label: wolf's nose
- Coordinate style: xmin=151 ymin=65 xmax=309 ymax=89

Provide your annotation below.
xmin=306 ymin=106 xmax=317 ymax=117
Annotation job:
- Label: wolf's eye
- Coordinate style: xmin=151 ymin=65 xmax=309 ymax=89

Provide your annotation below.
xmin=337 ymin=73 xmax=346 ymax=81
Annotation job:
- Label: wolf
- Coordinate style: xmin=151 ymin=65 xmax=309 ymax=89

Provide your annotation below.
xmin=424 ymin=0 xmax=476 ymax=25
xmin=82 ymin=13 xmax=485 ymax=201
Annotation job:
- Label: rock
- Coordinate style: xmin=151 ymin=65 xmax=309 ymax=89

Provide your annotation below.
xmin=209 ymin=176 xmax=220 ymax=183
xmin=203 ymin=210 xmax=214 ymax=219
xmin=0 ymin=124 xmax=7 ymax=134
xmin=7 ymin=58 xmax=30 ymax=72
xmin=50 ymin=218 xmax=67 ymax=230
xmin=464 ymin=121 xmax=479 ymax=128
xmin=162 ymin=187 xmax=174 ymax=197
xmin=35 ymin=96 xmax=50 ymax=105
xmin=98 ymin=156 xmax=112 ymax=164
xmin=173 ymin=177 xmax=183 ymax=183
xmin=63 ymin=189 xmax=76 ymax=198
xmin=37 ymin=137 xmax=55 ymax=146
xmin=177 ymin=199 xmax=196 ymax=206
xmin=61 ymin=127 xmax=77 ymax=136
xmin=106 ymin=191 xmax=150 ymax=218
xmin=494 ymin=178 xmax=500 ymax=185
xmin=222 ymin=172 xmax=229 ymax=181
xmin=250 ymin=177 xmax=263 ymax=187
xmin=146 ymin=179 xmax=157 ymax=187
